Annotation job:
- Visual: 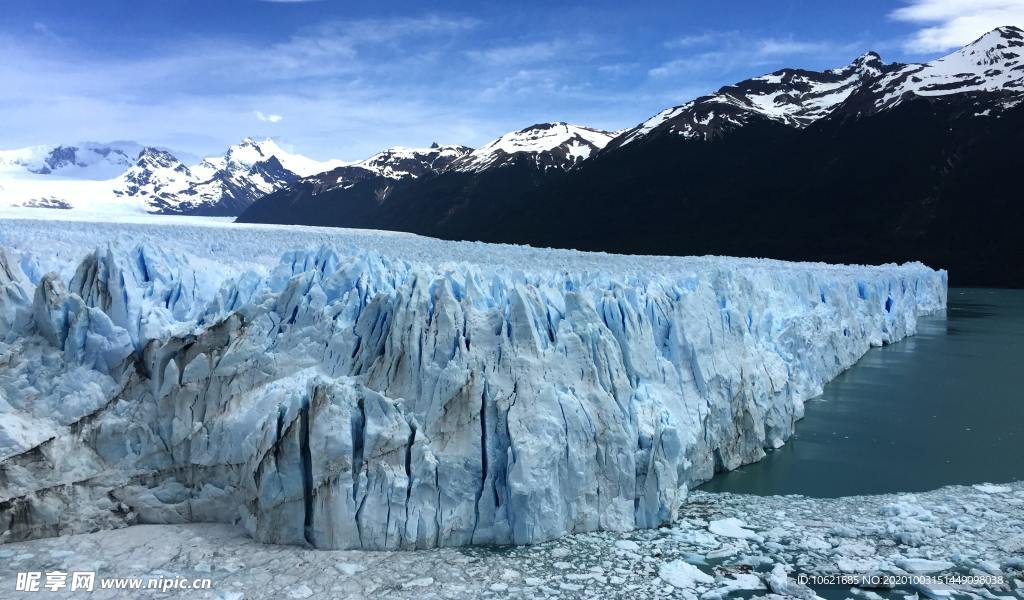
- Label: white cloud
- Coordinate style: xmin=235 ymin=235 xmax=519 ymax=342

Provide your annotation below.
xmin=648 ymin=34 xmax=856 ymax=79
xmin=891 ymin=0 xmax=1024 ymax=52
xmin=0 ymin=16 xmax=496 ymax=159
xmin=465 ymin=36 xmax=603 ymax=67
xmin=755 ymin=38 xmax=835 ymax=57
xmin=255 ymin=111 xmax=284 ymax=123
xmin=648 ymin=53 xmax=727 ymax=79
xmin=31 ymin=21 xmax=64 ymax=44
xmin=467 ymin=41 xmax=566 ymax=65
xmin=663 ymin=32 xmax=722 ymax=49
xmin=0 ymin=14 xmax=676 ymax=160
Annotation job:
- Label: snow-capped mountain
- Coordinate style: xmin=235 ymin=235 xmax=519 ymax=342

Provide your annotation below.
xmin=181 ymin=156 xmax=299 ymax=216
xmin=7 ymin=25 xmax=1024 ymax=281
xmin=357 ymin=143 xmax=471 ymax=178
xmin=0 ymin=142 xmax=145 ymax=179
xmin=133 ymin=137 xmax=348 ymax=215
xmin=140 ymin=138 xmax=320 ymax=215
xmin=863 ymin=25 xmax=1024 ymax=113
xmin=292 ymin=143 xmax=471 ymax=197
xmin=278 ymin=142 xmax=473 ymax=198
xmin=236 ymin=125 xmax=611 ymax=227
xmin=238 ymin=26 xmax=1024 ymax=287
xmin=0 ymin=137 xmax=346 ymax=216
xmin=0 ymin=137 xmax=472 ymax=216
xmin=610 ymin=25 xmax=1024 ymax=149
xmin=611 ymin=53 xmax=892 ymax=147
xmin=191 ymin=137 xmax=346 ymax=181
xmin=448 ymin=123 xmax=614 ymax=172
xmin=112 ymin=148 xmax=194 ymax=208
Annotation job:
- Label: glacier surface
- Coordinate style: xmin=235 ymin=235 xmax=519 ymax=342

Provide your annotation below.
xmin=0 ymin=215 xmax=947 ymax=549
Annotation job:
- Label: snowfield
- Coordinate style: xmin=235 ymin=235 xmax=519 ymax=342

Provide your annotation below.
xmin=0 ymin=214 xmax=946 ymax=551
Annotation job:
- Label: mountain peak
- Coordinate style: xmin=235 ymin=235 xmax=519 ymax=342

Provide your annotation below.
xmin=137 ymin=146 xmax=178 ymax=162
xmin=955 ymin=24 xmax=1024 ymax=58
xmin=1 ymin=138 xmax=342 ymax=215
xmin=226 ymin=137 xmax=276 ymax=158
xmin=612 ymin=28 xmax=1024 ymax=149
xmin=210 ymin=137 xmax=344 ymax=178
xmin=989 ymin=24 xmax=1024 ymax=39
xmin=113 ymin=146 xmax=193 ymax=205
xmin=824 ymin=50 xmax=887 ymax=80
xmin=513 ymin=122 xmax=608 ymax=137
xmin=353 ymin=144 xmax=471 ymax=179
xmin=851 ymin=51 xmax=883 ymax=68
xmin=863 ymin=24 xmax=1024 ymax=108
xmin=519 ymin=121 xmax=565 ymax=131
xmin=449 ymin=122 xmax=613 ymax=173
xmin=131 ymin=147 xmax=190 ymax=176
xmin=933 ymin=25 xmax=1024 ymax=71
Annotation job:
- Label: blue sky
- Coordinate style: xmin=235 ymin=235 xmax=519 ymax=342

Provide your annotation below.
xmin=1 ymin=0 xmax=1021 ymax=160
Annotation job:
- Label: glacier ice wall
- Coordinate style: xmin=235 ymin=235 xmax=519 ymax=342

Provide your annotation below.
xmin=0 ymin=219 xmax=947 ymax=549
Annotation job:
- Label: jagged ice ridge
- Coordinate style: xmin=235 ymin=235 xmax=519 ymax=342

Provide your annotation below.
xmin=0 ymin=217 xmax=947 ymax=549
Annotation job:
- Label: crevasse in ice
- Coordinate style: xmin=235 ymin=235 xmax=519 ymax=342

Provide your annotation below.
xmin=0 ymin=219 xmax=947 ymax=549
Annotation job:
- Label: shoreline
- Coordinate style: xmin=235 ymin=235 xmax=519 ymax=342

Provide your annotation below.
xmin=2 ymin=481 xmax=1020 ymax=599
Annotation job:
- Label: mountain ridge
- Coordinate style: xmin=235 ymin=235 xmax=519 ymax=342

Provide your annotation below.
xmin=237 ymin=25 xmax=1024 ymax=287
xmin=4 ymin=27 xmax=1024 ymax=284
xmin=1 ymin=138 xmax=349 ymax=215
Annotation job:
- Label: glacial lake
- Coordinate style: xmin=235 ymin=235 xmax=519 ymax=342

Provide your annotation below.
xmin=700 ymin=287 xmax=1024 ymax=497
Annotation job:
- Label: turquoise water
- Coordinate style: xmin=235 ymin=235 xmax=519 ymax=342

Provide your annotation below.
xmin=700 ymin=288 xmax=1024 ymax=497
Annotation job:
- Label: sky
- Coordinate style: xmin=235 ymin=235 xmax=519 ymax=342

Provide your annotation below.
xmin=1 ymin=0 xmax=1022 ymax=161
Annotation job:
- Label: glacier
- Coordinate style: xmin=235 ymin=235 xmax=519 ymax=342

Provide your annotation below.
xmin=0 ymin=215 xmax=947 ymax=549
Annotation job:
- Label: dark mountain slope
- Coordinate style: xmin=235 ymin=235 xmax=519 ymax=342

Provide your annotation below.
xmin=239 ymin=155 xmax=562 ymax=235
xmin=238 ymin=27 xmax=1024 ymax=287
xmin=243 ymin=96 xmax=1023 ymax=287
xmin=478 ymin=98 xmax=1024 ymax=287
xmin=237 ymin=124 xmax=605 ymax=235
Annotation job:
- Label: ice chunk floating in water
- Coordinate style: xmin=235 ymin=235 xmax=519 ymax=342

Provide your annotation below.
xmin=0 ymin=217 xmax=947 ymax=549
